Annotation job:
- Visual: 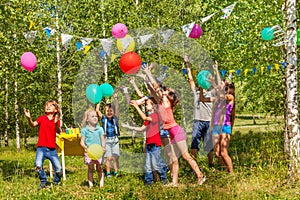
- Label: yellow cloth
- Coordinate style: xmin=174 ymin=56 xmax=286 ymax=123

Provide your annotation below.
xmin=56 ymin=128 xmax=84 ymax=156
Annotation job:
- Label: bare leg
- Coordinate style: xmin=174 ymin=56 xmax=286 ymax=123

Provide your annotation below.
xmin=220 ymin=134 xmax=233 ymax=173
xmin=96 ymin=164 xmax=104 ymax=188
xmin=106 ymin=157 xmax=111 ymax=175
xmin=112 ymin=156 xmax=119 ymax=173
xmin=88 ymin=164 xmax=94 ymax=188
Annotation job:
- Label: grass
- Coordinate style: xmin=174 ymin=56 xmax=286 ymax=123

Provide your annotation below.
xmin=0 ymin=117 xmax=299 ymax=199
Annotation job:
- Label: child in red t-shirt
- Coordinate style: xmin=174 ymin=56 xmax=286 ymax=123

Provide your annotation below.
xmin=122 ymin=97 xmax=168 ymax=186
xmin=24 ymin=100 xmax=63 ymax=189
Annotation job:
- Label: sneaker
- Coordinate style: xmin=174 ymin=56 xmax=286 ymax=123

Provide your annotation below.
xmin=38 ymin=182 xmax=48 ymax=189
xmin=52 ymin=182 xmax=60 ymax=186
xmin=106 ymin=173 xmax=111 ymax=178
xmin=198 ymin=176 xmax=206 ymax=186
xmin=162 ymin=179 xmax=168 ymax=185
xmin=144 ymin=182 xmax=152 ymax=186
xmin=114 ymin=172 xmax=119 ymax=177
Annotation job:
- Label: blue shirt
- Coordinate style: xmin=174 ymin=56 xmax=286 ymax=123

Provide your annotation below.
xmin=101 ymin=116 xmax=119 ymax=137
xmin=81 ymin=124 xmax=104 ymax=147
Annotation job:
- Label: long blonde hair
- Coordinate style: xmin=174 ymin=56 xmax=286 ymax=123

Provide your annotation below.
xmin=81 ymin=108 xmax=95 ymax=128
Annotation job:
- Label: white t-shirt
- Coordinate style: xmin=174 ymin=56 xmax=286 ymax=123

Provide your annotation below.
xmin=193 ymin=90 xmax=213 ymax=121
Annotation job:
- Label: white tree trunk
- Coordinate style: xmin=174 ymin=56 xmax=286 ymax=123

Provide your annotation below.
xmin=15 ymin=71 xmax=20 ymax=151
xmin=285 ymin=0 xmax=299 ymax=178
xmin=56 ymin=0 xmax=63 ymax=128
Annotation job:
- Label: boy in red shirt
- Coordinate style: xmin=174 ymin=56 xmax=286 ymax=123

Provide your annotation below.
xmin=24 ymin=100 xmax=63 ymax=189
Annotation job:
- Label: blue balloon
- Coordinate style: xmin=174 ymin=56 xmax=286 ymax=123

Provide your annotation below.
xmin=261 ymin=27 xmax=274 ymax=41
xmin=99 ymin=83 xmax=114 ymax=97
xmin=85 ymin=84 xmax=102 ymax=104
xmin=197 ymin=70 xmax=212 ymax=89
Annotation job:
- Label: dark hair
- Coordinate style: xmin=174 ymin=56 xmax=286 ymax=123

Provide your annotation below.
xmin=166 ymin=90 xmax=180 ymax=109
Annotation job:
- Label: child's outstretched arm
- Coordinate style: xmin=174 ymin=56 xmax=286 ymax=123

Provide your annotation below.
xmin=24 ymin=109 xmax=38 ymax=127
xmin=121 ymin=122 xmax=146 ymax=132
xmin=144 ymin=63 xmax=160 ymax=90
xmin=129 ymin=100 xmax=152 ymax=122
xmin=184 ymin=55 xmax=196 ymax=92
xmin=129 ymin=77 xmax=144 ymax=98
xmin=96 ymin=103 xmax=103 ymax=119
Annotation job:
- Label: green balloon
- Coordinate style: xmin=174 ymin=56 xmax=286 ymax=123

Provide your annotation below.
xmin=297 ymin=29 xmax=300 ymax=46
xmin=197 ymin=70 xmax=212 ymax=89
xmin=261 ymin=27 xmax=274 ymax=41
xmin=99 ymin=83 xmax=114 ymax=97
xmin=85 ymin=84 xmax=102 ymax=104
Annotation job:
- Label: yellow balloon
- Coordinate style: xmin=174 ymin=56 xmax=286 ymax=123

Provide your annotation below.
xmin=116 ymin=34 xmax=135 ymax=53
xmin=87 ymin=144 xmax=104 ymax=160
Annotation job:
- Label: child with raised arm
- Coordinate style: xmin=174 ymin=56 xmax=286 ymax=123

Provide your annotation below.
xmin=80 ymin=109 xmax=106 ymax=188
xmin=144 ymin=64 xmax=206 ymax=186
xmin=96 ymin=92 xmax=120 ymax=178
xmin=24 ymin=100 xmax=63 ymax=189
xmin=121 ymin=97 xmax=168 ymax=186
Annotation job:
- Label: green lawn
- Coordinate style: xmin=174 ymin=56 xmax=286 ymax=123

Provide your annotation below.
xmin=0 ymin=117 xmax=298 ymax=199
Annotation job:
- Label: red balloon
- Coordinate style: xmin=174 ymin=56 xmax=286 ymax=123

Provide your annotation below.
xmin=119 ymin=52 xmax=142 ymax=74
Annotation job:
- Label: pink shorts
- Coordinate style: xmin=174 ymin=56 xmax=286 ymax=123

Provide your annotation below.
xmin=168 ymin=125 xmax=186 ymax=144
xmin=84 ymin=152 xmax=103 ymax=165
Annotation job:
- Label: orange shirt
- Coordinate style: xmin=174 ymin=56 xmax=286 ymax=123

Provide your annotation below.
xmin=159 ymin=104 xmax=177 ymax=130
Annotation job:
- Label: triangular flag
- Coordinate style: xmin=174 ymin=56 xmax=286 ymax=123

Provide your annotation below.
xmin=244 ymin=69 xmax=249 ymax=76
xmin=29 ymin=21 xmax=35 ymax=30
xmin=221 ymin=70 xmax=227 ymax=78
xmin=182 ymin=68 xmax=187 ymax=75
xmin=111 ymin=54 xmax=117 ymax=62
xmin=229 ymin=69 xmax=235 ymax=74
xmin=201 ymin=13 xmax=216 ymax=24
xmin=281 ymin=61 xmax=286 ymax=68
xmin=84 ymin=46 xmax=91 ymax=54
xmin=141 ymin=62 xmax=147 ymax=70
xmin=100 ymin=38 xmax=113 ymax=56
xmin=23 ymin=31 xmax=37 ymax=44
xmin=139 ymin=34 xmax=153 ymax=45
xmin=76 ymin=41 xmax=82 ymax=50
xmin=221 ymin=3 xmax=236 ymax=19
xmin=119 ymin=37 xmax=133 ymax=53
xmin=82 ymin=37 xmax=93 ymax=47
xmin=261 ymin=66 xmax=264 ymax=75
xmin=99 ymin=50 xmax=106 ymax=59
xmin=236 ymin=69 xmax=241 ymax=77
xmin=252 ymin=68 xmax=257 ymax=75
xmin=160 ymin=29 xmax=174 ymax=44
xmin=61 ymin=34 xmax=73 ymax=46
xmin=181 ymin=22 xmax=195 ymax=37
xmin=267 ymin=65 xmax=271 ymax=73
xmin=45 ymin=28 xmax=51 ymax=38
xmin=275 ymin=64 xmax=279 ymax=71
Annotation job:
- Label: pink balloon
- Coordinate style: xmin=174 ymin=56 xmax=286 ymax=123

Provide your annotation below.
xmin=112 ymin=23 xmax=128 ymax=39
xmin=21 ymin=52 xmax=37 ymax=72
xmin=189 ymin=24 xmax=203 ymax=39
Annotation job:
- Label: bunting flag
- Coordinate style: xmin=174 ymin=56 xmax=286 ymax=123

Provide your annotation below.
xmin=99 ymin=50 xmax=106 ymax=59
xmin=111 ymin=54 xmax=117 ymax=62
xmin=261 ymin=66 xmax=264 ymax=75
xmin=252 ymin=68 xmax=256 ymax=74
xmin=267 ymin=65 xmax=271 ymax=73
xmin=181 ymin=22 xmax=195 ymax=37
xmin=139 ymin=34 xmax=153 ymax=45
xmin=23 ymin=31 xmax=37 ymax=44
xmin=229 ymin=69 xmax=235 ymax=74
xmin=221 ymin=3 xmax=236 ymax=19
xmin=182 ymin=68 xmax=187 ymax=75
xmin=221 ymin=70 xmax=227 ymax=78
xmin=201 ymin=13 xmax=216 ymax=24
xmin=81 ymin=37 xmax=93 ymax=48
xmin=275 ymin=64 xmax=279 ymax=71
xmin=61 ymin=34 xmax=73 ymax=46
xmin=270 ymin=25 xmax=287 ymax=47
xmin=29 ymin=21 xmax=35 ymax=30
xmin=160 ymin=29 xmax=174 ymax=44
xmin=76 ymin=41 xmax=82 ymax=50
xmin=244 ymin=69 xmax=249 ymax=76
xmin=45 ymin=27 xmax=55 ymax=38
xmin=100 ymin=38 xmax=113 ymax=56
xmin=281 ymin=61 xmax=286 ymax=68
xmin=119 ymin=37 xmax=133 ymax=53
xmin=141 ymin=62 xmax=147 ymax=70
xmin=84 ymin=46 xmax=91 ymax=54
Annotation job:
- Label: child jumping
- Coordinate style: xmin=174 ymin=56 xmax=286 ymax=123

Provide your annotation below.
xmin=24 ymin=100 xmax=63 ymax=189
xmin=80 ymin=109 xmax=106 ymax=188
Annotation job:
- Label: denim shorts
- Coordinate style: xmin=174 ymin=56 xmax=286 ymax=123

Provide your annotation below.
xmin=160 ymin=129 xmax=169 ymax=138
xmin=191 ymin=120 xmax=213 ymax=152
xmin=222 ymin=125 xmax=232 ymax=134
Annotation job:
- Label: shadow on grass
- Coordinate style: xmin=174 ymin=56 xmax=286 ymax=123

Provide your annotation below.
xmin=0 ymin=160 xmax=36 ymax=181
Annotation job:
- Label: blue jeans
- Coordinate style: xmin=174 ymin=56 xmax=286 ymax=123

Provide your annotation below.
xmin=35 ymin=147 xmax=62 ymax=184
xmin=144 ymin=144 xmax=167 ymax=184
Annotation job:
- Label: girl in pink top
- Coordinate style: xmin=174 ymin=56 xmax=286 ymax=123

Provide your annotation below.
xmin=144 ymin=64 xmax=206 ymax=187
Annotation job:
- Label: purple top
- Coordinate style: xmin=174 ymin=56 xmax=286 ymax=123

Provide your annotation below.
xmin=223 ymin=103 xmax=233 ymax=126
xmin=213 ymin=100 xmax=223 ymax=125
